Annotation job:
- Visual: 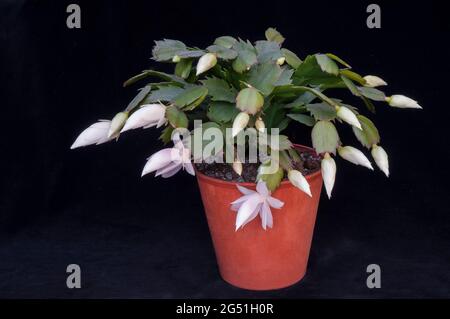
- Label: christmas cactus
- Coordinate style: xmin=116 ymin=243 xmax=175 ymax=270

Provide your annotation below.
xmin=72 ymin=28 xmax=421 ymax=229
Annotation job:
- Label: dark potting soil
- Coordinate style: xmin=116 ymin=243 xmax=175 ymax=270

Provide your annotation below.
xmin=195 ymin=150 xmax=321 ymax=183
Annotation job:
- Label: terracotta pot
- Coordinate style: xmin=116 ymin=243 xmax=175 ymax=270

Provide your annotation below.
xmin=196 ymin=145 xmax=323 ymax=290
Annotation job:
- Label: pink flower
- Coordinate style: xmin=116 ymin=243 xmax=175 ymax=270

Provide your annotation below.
xmin=141 ymin=133 xmax=195 ymax=178
xmin=231 ymin=181 xmax=284 ymax=231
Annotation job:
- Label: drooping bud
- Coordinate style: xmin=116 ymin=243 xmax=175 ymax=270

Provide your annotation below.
xmin=288 ymin=170 xmax=312 ymax=197
xmin=371 ymin=144 xmax=389 ymax=177
xmin=232 ymin=112 xmax=250 ymax=137
xmin=363 ymin=75 xmax=387 ymax=87
xmin=255 ymin=117 xmax=265 ymax=133
xmin=172 ymin=55 xmax=181 ymax=63
xmin=386 ymin=95 xmax=422 ymax=109
xmin=276 ymin=56 xmax=286 ymax=65
xmin=338 ymin=146 xmax=373 ymax=170
xmin=336 ymin=106 xmax=362 ymax=130
xmin=233 ymin=160 xmax=243 ymax=176
xmin=321 ymin=152 xmax=336 ymax=199
xmin=196 ymin=53 xmax=217 ymax=76
xmin=108 ymin=112 xmax=128 ymax=138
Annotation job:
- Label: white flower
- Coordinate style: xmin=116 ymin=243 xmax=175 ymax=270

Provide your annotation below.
xmin=363 ymin=75 xmax=387 ymax=87
xmin=336 ymin=106 xmax=362 ymax=130
xmin=196 ymin=53 xmax=217 ymax=76
xmin=255 ymin=117 xmax=265 ymax=133
xmin=232 ymin=112 xmax=250 ymax=137
xmin=371 ymin=144 xmax=389 ymax=177
xmin=386 ymin=95 xmax=422 ymax=109
xmin=231 ymin=181 xmax=284 ymax=231
xmin=108 ymin=112 xmax=128 ymax=138
xmin=71 ymin=120 xmax=115 ymax=149
xmin=121 ymin=104 xmax=167 ymax=133
xmin=321 ymin=152 xmax=336 ymax=199
xmin=232 ymin=160 xmax=243 ymax=176
xmin=288 ymin=170 xmax=312 ymax=197
xmin=141 ymin=132 xmax=195 ymax=178
xmin=338 ymin=146 xmax=373 ymax=170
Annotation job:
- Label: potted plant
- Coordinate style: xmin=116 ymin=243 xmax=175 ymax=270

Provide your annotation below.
xmin=71 ymin=28 xmax=421 ymax=290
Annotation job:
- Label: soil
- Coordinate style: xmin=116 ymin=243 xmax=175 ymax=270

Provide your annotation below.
xmin=195 ymin=150 xmax=321 ymax=183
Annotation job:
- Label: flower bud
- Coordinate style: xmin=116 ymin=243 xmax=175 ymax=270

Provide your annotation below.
xmin=276 ymin=56 xmax=286 ymax=65
xmin=172 ymin=55 xmax=181 ymax=63
xmin=108 ymin=112 xmax=128 ymax=138
xmin=371 ymin=144 xmax=389 ymax=177
xmin=196 ymin=53 xmax=217 ymax=76
xmin=121 ymin=104 xmax=167 ymax=133
xmin=232 ymin=112 xmax=250 ymax=137
xmin=336 ymin=106 xmax=362 ymax=130
xmin=233 ymin=160 xmax=243 ymax=176
xmin=363 ymin=75 xmax=387 ymax=87
xmin=386 ymin=95 xmax=422 ymax=109
xmin=338 ymin=146 xmax=373 ymax=170
xmin=321 ymin=152 xmax=336 ymax=199
xmin=255 ymin=117 xmax=265 ymax=133
xmin=288 ymin=170 xmax=312 ymax=197
xmin=71 ymin=120 xmax=113 ymax=149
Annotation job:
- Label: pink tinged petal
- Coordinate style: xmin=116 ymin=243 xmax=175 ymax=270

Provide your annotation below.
xmin=155 ymin=161 xmax=182 ymax=177
xmin=183 ymin=161 xmax=195 ymax=176
xmin=267 ymin=196 xmax=284 ymax=209
xmin=260 ymin=202 xmax=273 ymax=230
xmin=235 ymin=194 xmax=263 ymax=231
xmin=160 ymin=165 xmax=182 ymax=178
xmin=240 ymin=203 xmax=262 ymax=229
xmin=71 ymin=121 xmax=111 ymax=149
xmin=236 ymin=184 xmax=255 ymax=195
xmin=256 ymin=180 xmax=270 ymax=197
xmin=141 ymin=148 xmax=177 ymax=177
xmin=231 ymin=194 xmax=254 ymax=206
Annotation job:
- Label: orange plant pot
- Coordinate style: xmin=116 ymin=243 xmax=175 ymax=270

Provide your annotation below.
xmin=196 ymin=145 xmax=323 ymax=290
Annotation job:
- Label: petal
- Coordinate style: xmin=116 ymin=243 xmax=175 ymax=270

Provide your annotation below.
xmin=260 ymin=202 xmax=273 ymax=230
xmin=155 ymin=161 xmax=182 ymax=177
xmin=236 ymin=184 xmax=255 ymax=195
xmin=256 ymin=180 xmax=270 ymax=197
xmin=267 ymin=196 xmax=284 ymax=209
xmin=235 ymin=195 xmax=263 ymax=231
xmin=371 ymin=144 xmax=389 ymax=177
xmin=161 ymin=165 xmax=182 ymax=178
xmin=183 ymin=161 xmax=195 ymax=176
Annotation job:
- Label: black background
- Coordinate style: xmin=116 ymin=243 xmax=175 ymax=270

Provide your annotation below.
xmin=1 ymin=0 xmax=449 ymax=298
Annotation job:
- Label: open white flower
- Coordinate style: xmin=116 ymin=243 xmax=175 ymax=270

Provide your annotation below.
xmin=386 ymin=95 xmax=422 ymax=109
xmin=338 ymin=146 xmax=373 ymax=170
xmin=336 ymin=106 xmax=362 ymax=130
xmin=321 ymin=152 xmax=336 ymax=199
xmin=196 ymin=53 xmax=217 ymax=76
xmin=363 ymin=75 xmax=387 ymax=87
xmin=231 ymin=180 xmax=284 ymax=231
xmin=288 ymin=170 xmax=312 ymax=197
xmin=142 ymin=132 xmax=194 ymax=178
xmin=371 ymin=144 xmax=389 ymax=177
xmin=121 ymin=104 xmax=167 ymax=133
xmin=71 ymin=120 xmax=115 ymax=149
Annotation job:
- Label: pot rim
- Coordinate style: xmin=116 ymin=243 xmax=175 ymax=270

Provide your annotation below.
xmin=195 ymin=143 xmax=322 ymax=188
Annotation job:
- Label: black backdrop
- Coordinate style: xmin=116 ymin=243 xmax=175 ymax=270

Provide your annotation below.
xmin=1 ymin=0 xmax=449 ymax=298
